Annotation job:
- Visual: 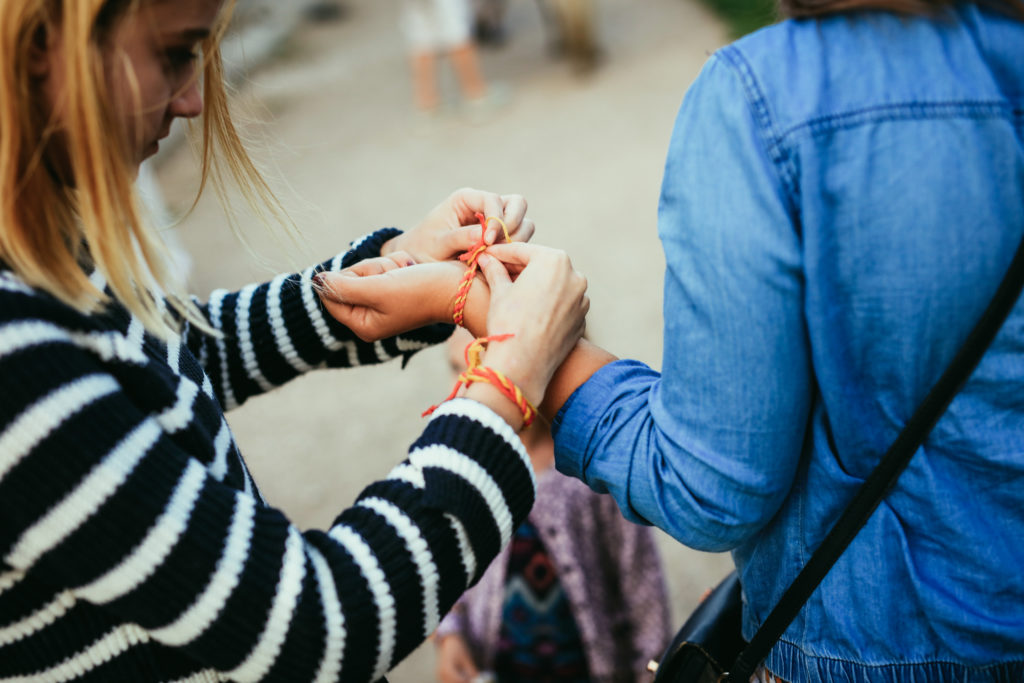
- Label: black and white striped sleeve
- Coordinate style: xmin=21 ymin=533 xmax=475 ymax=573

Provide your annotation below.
xmin=184 ymin=228 xmax=454 ymax=410
xmin=0 ymin=307 xmax=533 ymax=683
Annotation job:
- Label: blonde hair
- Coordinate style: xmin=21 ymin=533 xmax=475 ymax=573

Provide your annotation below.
xmin=0 ymin=0 xmax=283 ymax=338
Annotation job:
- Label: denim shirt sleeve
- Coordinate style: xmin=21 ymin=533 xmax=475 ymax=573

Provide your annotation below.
xmin=553 ymin=52 xmax=813 ymax=552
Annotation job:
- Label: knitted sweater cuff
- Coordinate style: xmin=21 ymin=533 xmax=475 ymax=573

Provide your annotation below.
xmin=415 ymin=398 xmax=536 ymax=584
xmin=327 ymin=228 xmax=454 ymax=365
xmin=342 ymin=227 xmax=403 ymax=268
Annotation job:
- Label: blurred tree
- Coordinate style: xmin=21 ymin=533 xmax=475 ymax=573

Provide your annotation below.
xmin=696 ymin=0 xmax=778 ymax=37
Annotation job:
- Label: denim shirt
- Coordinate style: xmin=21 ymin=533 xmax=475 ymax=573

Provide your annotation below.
xmin=553 ymin=6 xmax=1024 ymax=681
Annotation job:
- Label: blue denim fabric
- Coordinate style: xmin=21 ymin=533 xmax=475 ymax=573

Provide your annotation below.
xmin=553 ymin=6 xmax=1024 ymax=681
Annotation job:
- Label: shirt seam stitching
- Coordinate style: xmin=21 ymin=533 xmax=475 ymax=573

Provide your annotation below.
xmin=716 ymin=47 xmax=801 ymax=215
xmin=778 ymin=99 xmax=1024 ymax=145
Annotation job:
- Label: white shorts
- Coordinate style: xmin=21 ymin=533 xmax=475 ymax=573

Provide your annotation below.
xmin=400 ymin=0 xmax=473 ymax=52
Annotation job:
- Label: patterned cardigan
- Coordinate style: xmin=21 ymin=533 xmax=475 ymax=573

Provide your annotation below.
xmin=436 ymin=469 xmax=671 ymax=682
xmin=0 ymin=228 xmax=535 ymax=683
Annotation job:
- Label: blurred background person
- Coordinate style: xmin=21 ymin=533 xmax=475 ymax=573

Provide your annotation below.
xmin=471 ymin=0 xmax=601 ymax=73
xmin=473 ymin=0 xmax=509 ymax=46
xmin=399 ymin=0 xmax=504 ymax=115
xmin=434 ymin=329 xmax=671 ymax=683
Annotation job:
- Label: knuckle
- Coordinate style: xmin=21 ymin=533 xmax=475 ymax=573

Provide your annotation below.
xmin=550 ymin=249 xmax=571 ymax=266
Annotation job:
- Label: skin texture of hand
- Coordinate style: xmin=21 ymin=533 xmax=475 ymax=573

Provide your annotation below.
xmin=435 ymin=635 xmax=480 ymax=683
xmin=315 ymin=259 xmax=490 ymax=342
xmin=316 ymin=242 xmax=594 ymax=432
xmin=470 ymin=244 xmax=590 ymax=409
xmin=380 ymin=188 xmax=534 ymax=263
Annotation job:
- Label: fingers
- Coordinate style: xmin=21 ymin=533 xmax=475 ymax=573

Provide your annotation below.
xmin=444 ymin=225 xmax=489 ymax=254
xmin=319 ymin=298 xmax=363 ymax=338
xmin=315 ymin=252 xmax=417 ymax=302
xmin=314 ymin=270 xmax=383 ymax=307
xmin=450 ymin=187 xmax=494 ymax=225
xmin=483 ymin=241 xmax=549 ymax=267
xmin=436 ymin=635 xmax=479 ymax=683
xmin=511 ymin=217 xmax=535 ymax=244
xmin=477 ymin=253 xmax=512 ymax=293
xmin=481 ymin=194 xmax=506 ymax=241
xmin=451 ymin=187 xmax=530 ymax=244
xmin=334 ymin=255 xmax=409 ymax=280
xmin=384 ymin=250 xmax=417 ymax=268
xmin=499 ymin=194 xmax=528 ymax=241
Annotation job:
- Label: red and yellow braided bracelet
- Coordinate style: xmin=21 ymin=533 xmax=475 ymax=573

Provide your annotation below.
xmin=451 ymin=212 xmax=512 ymax=326
xmin=423 ymin=334 xmax=537 ymax=427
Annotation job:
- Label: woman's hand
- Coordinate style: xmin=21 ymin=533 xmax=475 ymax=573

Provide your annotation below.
xmin=468 ymin=243 xmax=589 ymax=410
xmin=315 ymin=259 xmax=490 ymax=341
xmin=380 ymin=187 xmax=533 ymax=263
xmin=435 ymin=634 xmax=480 ymax=683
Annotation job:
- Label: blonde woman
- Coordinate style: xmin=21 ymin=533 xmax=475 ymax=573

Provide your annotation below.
xmin=0 ymin=1 xmax=588 ymax=681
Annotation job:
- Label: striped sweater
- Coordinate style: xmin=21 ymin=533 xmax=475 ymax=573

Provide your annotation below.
xmin=0 ymin=228 xmax=536 ymax=682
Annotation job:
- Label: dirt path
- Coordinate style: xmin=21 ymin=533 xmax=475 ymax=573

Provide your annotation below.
xmin=155 ymin=0 xmax=735 ymax=678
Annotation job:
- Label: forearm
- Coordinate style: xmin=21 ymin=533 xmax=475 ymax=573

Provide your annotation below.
xmin=1 ymin=360 xmax=533 ymax=682
xmin=187 ymin=229 xmax=451 ymax=410
xmin=538 ymin=338 xmax=617 ymax=422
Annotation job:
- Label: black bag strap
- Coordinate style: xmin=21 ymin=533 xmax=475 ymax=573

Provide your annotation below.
xmin=729 ymin=233 xmax=1024 ymax=682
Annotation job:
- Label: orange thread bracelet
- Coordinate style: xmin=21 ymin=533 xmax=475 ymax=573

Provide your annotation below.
xmin=423 ymin=334 xmax=537 ymax=427
xmin=451 ymin=212 xmax=512 ymax=327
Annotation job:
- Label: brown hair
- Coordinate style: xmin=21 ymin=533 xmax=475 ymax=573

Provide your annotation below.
xmin=0 ymin=0 xmax=286 ymax=338
xmin=779 ymin=0 xmax=1024 ymax=20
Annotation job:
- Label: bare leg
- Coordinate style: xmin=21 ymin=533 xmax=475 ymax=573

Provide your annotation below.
xmin=411 ymin=51 xmax=441 ymax=111
xmin=449 ymin=43 xmax=487 ymax=100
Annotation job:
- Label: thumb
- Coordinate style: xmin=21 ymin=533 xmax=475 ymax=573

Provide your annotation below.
xmin=476 ymin=253 xmax=511 ymax=293
xmin=443 ymin=225 xmax=487 ymax=257
xmin=315 ymin=271 xmax=383 ymax=308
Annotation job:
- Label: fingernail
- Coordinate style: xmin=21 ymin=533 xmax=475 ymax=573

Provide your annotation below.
xmin=313 ymin=272 xmax=343 ymax=302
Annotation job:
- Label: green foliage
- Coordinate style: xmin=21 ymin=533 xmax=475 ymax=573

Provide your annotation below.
xmin=699 ymin=0 xmax=779 ymax=37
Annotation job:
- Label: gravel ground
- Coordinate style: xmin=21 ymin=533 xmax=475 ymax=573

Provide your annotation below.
xmin=154 ymin=0 xmax=736 ymax=679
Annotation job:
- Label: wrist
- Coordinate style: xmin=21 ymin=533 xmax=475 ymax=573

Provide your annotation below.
xmin=441 ymin=266 xmax=490 ymax=335
xmin=476 ymin=344 xmax=547 ymax=409
xmin=429 ymin=261 xmax=468 ymax=324
xmin=464 ymin=381 xmax=527 ymax=432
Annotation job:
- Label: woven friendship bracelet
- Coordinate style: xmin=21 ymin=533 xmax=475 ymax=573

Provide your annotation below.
xmin=451 ymin=212 xmax=512 ymax=326
xmin=423 ymin=334 xmax=537 ymax=427
xmin=460 ymin=365 xmax=537 ymax=427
